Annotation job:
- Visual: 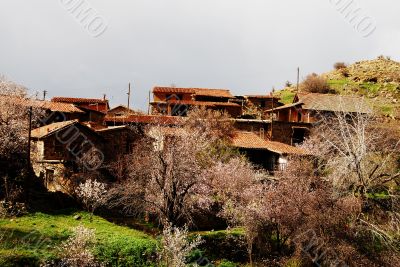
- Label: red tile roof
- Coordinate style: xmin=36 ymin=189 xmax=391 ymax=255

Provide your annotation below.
xmin=36 ymin=100 xmax=85 ymax=113
xmin=153 ymin=99 xmax=241 ymax=107
xmin=245 ymin=95 xmax=280 ymax=99
xmin=153 ymin=86 xmax=233 ymax=98
xmin=105 ymin=115 xmax=183 ymax=125
xmin=52 ymin=97 xmax=108 ymax=104
xmin=1 ymin=96 xmax=84 ymax=113
xmin=231 ymin=131 xmax=308 ymax=155
xmin=231 ymin=131 xmax=271 ymax=149
xmin=263 ymin=140 xmax=309 ymax=155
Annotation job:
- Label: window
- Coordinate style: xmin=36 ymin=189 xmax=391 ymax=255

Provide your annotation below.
xmin=54 ymin=140 xmax=63 ymax=154
xmin=45 ymin=169 xmax=54 ymax=187
xmin=292 ymin=127 xmax=308 ymax=145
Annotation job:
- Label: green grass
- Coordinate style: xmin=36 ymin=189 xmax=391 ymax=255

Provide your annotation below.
xmin=0 ymin=210 xmax=157 ymax=266
xmin=274 ymin=89 xmax=296 ymax=104
xmin=189 ymin=228 xmax=247 ymax=264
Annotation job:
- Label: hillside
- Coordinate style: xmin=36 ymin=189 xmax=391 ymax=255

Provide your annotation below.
xmin=275 ymin=56 xmax=400 ymax=118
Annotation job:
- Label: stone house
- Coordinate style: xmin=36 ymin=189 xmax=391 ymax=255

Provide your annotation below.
xmin=150 ymin=86 xmax=242 ymax=117
xmin=30 ymin=120 xmax=105 ymax=193
xmin=230 ymin=131 xmax=308 ymax=172
xmin=265 ymin=92 xmax=372 ymax=123
xmin=51 ymin=96 xmax=110 ymax=113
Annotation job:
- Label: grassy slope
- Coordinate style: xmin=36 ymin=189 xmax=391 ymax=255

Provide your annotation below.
xmin=0 ymin=210 xmax=157 ymax=266
xmin=275 ymin=58 xmax=400 ymax=118
xmin=274 ymin=79 xmax=400 ymax=117
xmin=327 ymin=79 xmax=400 ymax=117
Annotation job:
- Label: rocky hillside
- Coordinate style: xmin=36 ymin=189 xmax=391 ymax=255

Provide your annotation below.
xmin=276 ymin=56 xmax=400 ymax=119
xmin=326 ymin=56 xmax=400 ymax=83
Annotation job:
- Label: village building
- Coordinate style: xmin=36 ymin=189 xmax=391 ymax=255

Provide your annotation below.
xmin=107 ymin=105 xmax=141 ymax=118
xmin=265 ymin=92 xmax=372 ymax=124
xmin=150 ymin=86 xmax=242 ymax=117
xmin=233 ymin=118 xmax=312 ymax=146
xmin=30 ymin=120 xmax=105 ymax=192
xmin=105 ymin=114 xmax=183 ymax=127
xmin=231 ymin=131 xmax=308 ymax=172
xmin=52 ymin=96 xmax=110 ymax=112
xmin=95 ymin=125 xmax=139 ymax=162
xmin=148 ymin=126 xmax=308 ymax=173
xmin=239 ymin=95 xmax=283 ymax=119
xmin=51 ymin=97 xmax=110 ymax=124
xmin=30 ymin=119 xmax=138 ymax=193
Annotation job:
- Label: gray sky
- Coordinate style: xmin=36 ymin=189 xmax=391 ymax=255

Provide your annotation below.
xmin=1 ymin=0 xmax=399 ymax=110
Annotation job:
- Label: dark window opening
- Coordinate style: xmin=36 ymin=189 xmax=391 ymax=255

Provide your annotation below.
xmin=171 ymin=104 xmax=188 ymax=116
xmin=297 ymin=112 xmax=302 ymax=122
xmin=45 ymin=169 xmax=54 ymax=187
xmin=54 ymin=140 xmax=63 ymax=154
xmin=292 ymin=127 xmax=308 ymax=145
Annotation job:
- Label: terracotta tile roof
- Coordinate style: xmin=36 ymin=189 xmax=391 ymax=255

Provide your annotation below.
xmin=153 ymin=87 xmax=196 ymax=94
xmin=231 ymin=131 xmax=271 ymax=150
xmin=231 ymin=131 xmax=308 ymax=155
xmin=52 ymin=97 xmax=108 ymax=104
xmin=31 ymin=120 xmax=79 ymax=139
xmin=263 ymin=140 xmax=309 ymax=155
xmin=153 ymin=86 xmax=234 ymax=98
xmin=294 ymin=93 xmax=372 ymax=113
xmin=0 ymin=96 xmax=84 ymax=113
xmin=153 ymin=99 xmax=241 ymax=107
xmin=39 ymin=101 xmax=85 ymax=113
xmin=194 ymin=88 xmax=233 ymax=98
xmin=105 ymin=115 xmax=183 ymax=125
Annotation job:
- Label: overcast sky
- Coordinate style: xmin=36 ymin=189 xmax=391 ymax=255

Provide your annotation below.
xmin=1 ymin=0 xmax=399 ymax=110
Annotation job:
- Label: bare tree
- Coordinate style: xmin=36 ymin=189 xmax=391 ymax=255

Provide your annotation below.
xmin=302 ymin=106 xmax=400 ymax=257
xmin=0 ymin=76 xmax=42 ymax=202
xmin=59 ymin=225 xmax=101 ymax=267
xmin=106 ymin=108 xmax=239 ymax=226
xmin=303 ymin=108 xmax=400 ymax=197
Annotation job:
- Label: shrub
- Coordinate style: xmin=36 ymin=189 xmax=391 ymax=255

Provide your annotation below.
xmin=285 ymin=81 xmax=293 ymax=87
xmin=334 ymin=62 xmax=347 ymax=70
xmin=159 ymin=224 xmax=202 ymax=267
xmin=59 ymin=225 xmax=101 ymax=267
xmin=301 ymin=73 xmax=333 ymax=94
xmin=95 ymin=236 xmax=157 ymax=267
xmin=76 ymin=179 xmax=107 ymax=220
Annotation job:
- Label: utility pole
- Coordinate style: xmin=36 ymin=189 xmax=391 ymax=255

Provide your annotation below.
xmin=270 ymin=89 xmax=274 ymax=141
xmin=27 ymin=106 xmax=32 ymax=170
xmin=147 ymin=90 xmax=151 ymax=115
xmin=296 ymin=67 xmax=300 ymax=91
xmin=25 ymin=106 xmax=33 ymax=200
xmin=43 ymin=90 xmax=47 ymax=101
xmin=127 ymin=83 xmax=131 ymax=110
